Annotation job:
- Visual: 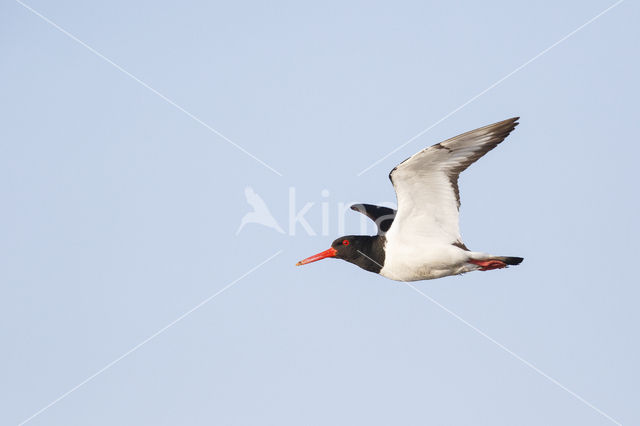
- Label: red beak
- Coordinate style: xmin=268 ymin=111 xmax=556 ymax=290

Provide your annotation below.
xmin=296 ymin=247 xmax=337 ymax=266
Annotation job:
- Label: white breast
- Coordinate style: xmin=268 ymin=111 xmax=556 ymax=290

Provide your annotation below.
xmin=380 ymin=227 xmax=473 ymax=281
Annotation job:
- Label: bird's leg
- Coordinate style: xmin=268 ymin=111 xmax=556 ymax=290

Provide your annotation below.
xmin=468 ymin=259 xmax=507 ymax=271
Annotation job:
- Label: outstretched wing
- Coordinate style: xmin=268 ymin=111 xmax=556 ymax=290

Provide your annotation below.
xmin=350 ymin=203 xmax=396 ymax=234
xmin=388 ymin=117 xmax=519 ymax=245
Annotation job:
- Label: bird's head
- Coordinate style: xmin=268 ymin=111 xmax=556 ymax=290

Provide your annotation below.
xmin=296 ymin=236 xmax=382 ymax=273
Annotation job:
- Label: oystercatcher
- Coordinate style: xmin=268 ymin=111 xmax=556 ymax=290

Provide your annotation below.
xmin=296 ymin=117 xmax=523 ymax=281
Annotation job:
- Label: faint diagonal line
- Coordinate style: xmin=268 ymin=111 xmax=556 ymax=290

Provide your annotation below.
xmin=357 ymin=250 xmax=384 ymax=269
xmin=354 ymin=249 xmax=621 ymax=424
xmin=406 ymin=283 xmax=622 ymax=426
xmin=357 ymin=0 xmax=624 ymax=176
xmin=18 ymin=250 xmax=283 ymax=426
xmin=15 ymin=0 xmax=283 ymax=177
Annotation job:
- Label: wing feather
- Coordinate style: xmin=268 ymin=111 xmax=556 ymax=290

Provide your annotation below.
xmin=388 ymin=117 xmax=519 ymax=245
xmin=350 ymin=203 xmax=396 ymax=234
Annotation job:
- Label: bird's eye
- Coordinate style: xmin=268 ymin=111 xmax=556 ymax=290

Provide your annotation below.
xmin=342 ymin=240 xmax=349 ymax=246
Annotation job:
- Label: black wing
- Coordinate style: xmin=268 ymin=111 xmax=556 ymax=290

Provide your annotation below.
xmin=350 ymin=203 xmax=396 ymax=234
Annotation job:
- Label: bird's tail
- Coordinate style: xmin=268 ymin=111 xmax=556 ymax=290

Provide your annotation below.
xmin=493 ymin=256 xmax=524 ymax=266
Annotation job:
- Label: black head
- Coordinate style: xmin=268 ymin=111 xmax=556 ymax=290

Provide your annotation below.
xmin=296 ymin=235 xmax=385 ymax=274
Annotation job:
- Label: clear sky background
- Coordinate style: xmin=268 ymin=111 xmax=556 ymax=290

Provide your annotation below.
xmin=2 ymin=0 xmax=639 ymax=425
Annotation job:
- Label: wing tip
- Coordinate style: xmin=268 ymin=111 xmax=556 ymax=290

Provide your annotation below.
xmin=481 ymin=116 xmax=520 ymax=140
xmin=494 ymin=116 xmax=519 ymax=129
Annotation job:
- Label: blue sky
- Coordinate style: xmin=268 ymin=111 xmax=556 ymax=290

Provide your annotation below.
xmin=2 ymin=1 xmax=639 ymax=425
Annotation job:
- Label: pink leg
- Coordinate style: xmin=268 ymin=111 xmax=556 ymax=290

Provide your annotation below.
xmin=469 ymin=259 xmax=507 ymax=271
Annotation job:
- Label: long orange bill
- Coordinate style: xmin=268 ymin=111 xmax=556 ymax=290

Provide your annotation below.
xmin=295 ymin=247 xmax=337 ymax=266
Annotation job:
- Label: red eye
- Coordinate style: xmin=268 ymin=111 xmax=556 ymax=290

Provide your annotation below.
xmin=342 ymin=240 xmax=349 ymax=246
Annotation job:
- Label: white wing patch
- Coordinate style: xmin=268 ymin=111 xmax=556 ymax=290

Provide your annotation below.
xmin=387 ymin=117 xmax=519 ymax=247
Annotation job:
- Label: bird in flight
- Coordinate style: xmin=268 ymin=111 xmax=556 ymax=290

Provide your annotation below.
xmin=296 ymin=117 xmax=523 ymax=281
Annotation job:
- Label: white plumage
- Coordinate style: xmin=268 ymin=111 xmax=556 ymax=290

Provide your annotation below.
xmin=380 ymin=117 xmax=520 ymax=281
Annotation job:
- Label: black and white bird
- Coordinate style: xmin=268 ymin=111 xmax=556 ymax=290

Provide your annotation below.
xmin=296 ymin=117 xmax=523 ymax=281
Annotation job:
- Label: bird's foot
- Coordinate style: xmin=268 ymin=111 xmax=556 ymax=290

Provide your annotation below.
xmin=469 ymin=259 xmax=507 ymax=271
